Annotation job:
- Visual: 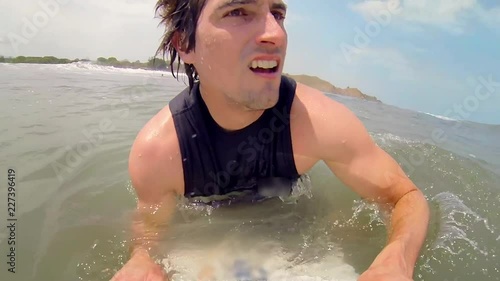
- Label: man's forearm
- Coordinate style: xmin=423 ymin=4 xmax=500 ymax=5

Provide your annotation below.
xmin=129 ymin=197 xmax=177 ymax=259
xmin=372 ymin=187 xmax=430 ymax=277
xmin=129 ymin=209 xmax=163 ymax=258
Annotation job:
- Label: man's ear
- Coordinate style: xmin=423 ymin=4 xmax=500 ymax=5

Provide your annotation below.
xmin=173 ymin=32 xmax=195 ymax=64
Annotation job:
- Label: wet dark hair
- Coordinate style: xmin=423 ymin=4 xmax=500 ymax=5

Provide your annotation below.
xmin=154 ymin=0 xmax=208 ymax=90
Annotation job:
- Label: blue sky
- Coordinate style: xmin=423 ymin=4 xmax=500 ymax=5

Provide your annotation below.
xmin=1 ymin=0 xmax=499 ymax=124
xmin=283 ymin=0 xmax=500 ymax=124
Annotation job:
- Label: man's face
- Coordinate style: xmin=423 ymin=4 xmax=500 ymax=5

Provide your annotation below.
xmin=181 ymin=0 xmax=288 ymax=110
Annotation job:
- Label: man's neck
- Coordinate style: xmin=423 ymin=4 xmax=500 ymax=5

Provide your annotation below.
xmin=199 ymin=84 xmax=265 ymax=132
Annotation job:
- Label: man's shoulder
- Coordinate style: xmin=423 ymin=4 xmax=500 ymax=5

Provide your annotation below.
xmin=290 ymin=82 xmax=369 ymax=159
xmin=128 ymin=106 xmax=185 ymax=199
xmin=292 ymin=82 xmax=353 ymax=121
xmin=132 ymin=105 xmax=178 ymax=152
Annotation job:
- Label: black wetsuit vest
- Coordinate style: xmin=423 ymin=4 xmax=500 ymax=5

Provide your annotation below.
xmin=169 ymin=75 xmax=300 ymax=199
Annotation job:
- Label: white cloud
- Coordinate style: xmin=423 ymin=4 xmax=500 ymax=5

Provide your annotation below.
xmin=351 ymin=0 xmax=500 ymax=34
xmin=0 ymin=0 xmax=162 ymax=61
xmin=343 ymin=47 xmax=418 ymax=81
xmin=476 ymin=5 xmax=500 ymax=27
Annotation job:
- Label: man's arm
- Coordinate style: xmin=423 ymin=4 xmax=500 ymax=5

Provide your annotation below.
xmin=299 ymin=85 xmax=430 ymax=278
xmin=126 ymin=110 xmax=184 ymax=260
xmin=127 ymin=164 xmax=178 ymax=260
xmin=112 ymin=108 xmax=184 ymax=281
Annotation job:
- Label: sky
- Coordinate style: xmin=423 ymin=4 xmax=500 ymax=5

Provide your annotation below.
xmin=1 ymin=0 xmax=499 ymax=124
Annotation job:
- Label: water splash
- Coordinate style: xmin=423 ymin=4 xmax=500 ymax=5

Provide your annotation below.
xmin=351 ymin=199 xmax=390 ymax=224
xmin=175 ymin=174 xmax=314 ymax=220
xmin=76 ymin=234 xmax=130 ymax=281
xmin=371 ymin=132 xmax=421 ymax=146
xmin=432 ymin=192 xmax=495 ymax=255
xmin=415 ymin=191 xmax=499 ymax=279
xmin=176 ymin=196 xmax=216 ymax=221
xmin=280 ymin=173 xmax=314 ymax=204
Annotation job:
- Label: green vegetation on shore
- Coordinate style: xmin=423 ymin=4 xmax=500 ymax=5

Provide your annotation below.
xmin=95 ymin=57 xmax=180 ymax=70
xmin=0 ymin=55 xmax=83 ymax=64
xmin=0 ymin=55 xmax=175 ymax=71
xmin=0 ymin=55 xmax=379 ymax=102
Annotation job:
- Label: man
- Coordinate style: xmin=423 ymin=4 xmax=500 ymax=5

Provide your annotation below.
xmin=111 ymin=0 xmax=430 ymax=280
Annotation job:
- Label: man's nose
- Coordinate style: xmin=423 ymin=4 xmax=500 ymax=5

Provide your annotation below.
xmin=255 ymin=12 xmax=286 ymax=47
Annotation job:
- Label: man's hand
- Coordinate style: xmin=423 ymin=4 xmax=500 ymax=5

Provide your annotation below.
xmin=111 ymin=250 xmax=168 ymax=281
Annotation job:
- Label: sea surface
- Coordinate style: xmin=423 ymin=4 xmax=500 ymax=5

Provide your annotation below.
xmin=0 ymin=62 xmax=499 ymax=281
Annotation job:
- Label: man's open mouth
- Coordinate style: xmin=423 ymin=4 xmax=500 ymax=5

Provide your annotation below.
xmin=249 ymin=60 xmax=279 ymax=74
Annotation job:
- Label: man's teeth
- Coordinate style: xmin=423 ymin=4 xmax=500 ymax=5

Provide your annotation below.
xmin=250 ymin=60 xmax=278 ymax=69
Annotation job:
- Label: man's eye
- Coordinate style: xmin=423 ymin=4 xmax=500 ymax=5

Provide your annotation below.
xmin=272 ymin=11 xmax=286 ymax=20
xmin=227 ymin=8 xmax=246 ymax=17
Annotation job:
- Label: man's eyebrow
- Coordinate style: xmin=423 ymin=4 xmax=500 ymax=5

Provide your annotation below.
xmin=216 ymin=0 xmax=287 ymax=12
xmin=216 ymin=0 xmax=258 ymax=11
xmin=271 ymin=1 xmax=287 ymax=12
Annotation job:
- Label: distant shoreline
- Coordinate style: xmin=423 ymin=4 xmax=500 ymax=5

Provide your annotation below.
xmin=284 ymin=73 xmax=381 ymax=103
xmin=0 ymin=55 xmax=175 ymax=71
xmin=0 ymin=55 xmax=380 ymax=102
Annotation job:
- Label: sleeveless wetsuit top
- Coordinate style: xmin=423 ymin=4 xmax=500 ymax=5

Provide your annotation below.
xmin=169 ymin=75 xmax=300 ymax=199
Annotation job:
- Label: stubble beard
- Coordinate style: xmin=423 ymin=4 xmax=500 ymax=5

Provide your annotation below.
xmin=235 ymin=83 xmax=280 ymax=111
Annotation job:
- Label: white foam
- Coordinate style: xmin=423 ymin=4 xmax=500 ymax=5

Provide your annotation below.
xmin=55 ymin=61 xmax=175 ymax=75
xmin=432 ymin=192 xmax=494 ymax=256
xmin=3 ymin=61 xmax=189 ymax=78
xmin=420 ymin=112 xmax=457 ymax=122
xmin=371 ymin=132 xmax=419 ymax=145
xmin=162 ymin=238 xmax=359 ymax=281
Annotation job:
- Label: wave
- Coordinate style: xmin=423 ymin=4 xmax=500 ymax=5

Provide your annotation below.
xmin=419 ymin=111 xmax=500 ymax=130
xmin=431 ymin=192 xmax=494 ymax=256
xmin=419 ymin=111 xmax=458 ymax=122
xmin=371 ymin=132 xmax=421 ymax=145
xmin=55 ymin=61 xmax=173 ymax=75
xmin=2 ymin=61 xmax=188 ymax=78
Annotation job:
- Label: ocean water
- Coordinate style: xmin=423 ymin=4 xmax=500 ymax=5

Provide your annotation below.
xmin=0 ymin=62 xmax=499 ymax=281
